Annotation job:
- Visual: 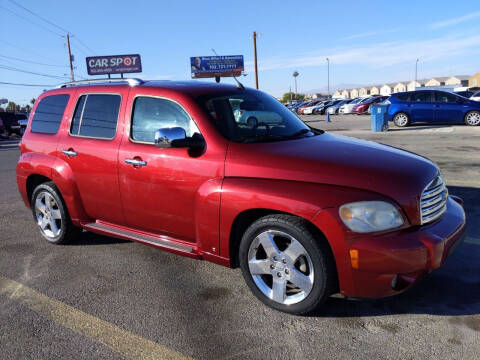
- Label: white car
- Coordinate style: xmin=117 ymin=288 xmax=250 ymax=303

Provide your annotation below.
xmin=471 ymin=91 xmax=480 ymax=102
xmin=303 ymin=105 xmax=317 ymax=115
xmin=339 ymin=97 xmax=365 ymax=114
xmin=234 ymin=107 xmax=282 ymax=125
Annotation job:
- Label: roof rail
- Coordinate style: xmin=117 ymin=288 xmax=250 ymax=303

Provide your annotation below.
xmin=57 ymin=78 xmax=143 ymax=88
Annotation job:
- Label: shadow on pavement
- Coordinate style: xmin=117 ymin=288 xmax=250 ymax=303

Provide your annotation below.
xmin=315 ymin=185 xmax=480 ymax=318
xmin=388 ymin=124 xmax=453 ymax=132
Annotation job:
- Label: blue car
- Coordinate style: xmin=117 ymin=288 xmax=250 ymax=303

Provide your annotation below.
xmin=388 ymin=90 xmax=480 ymax=127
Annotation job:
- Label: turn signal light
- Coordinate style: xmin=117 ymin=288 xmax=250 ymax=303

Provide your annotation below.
xmin=350 ymin=249 xmax=359 ymax=269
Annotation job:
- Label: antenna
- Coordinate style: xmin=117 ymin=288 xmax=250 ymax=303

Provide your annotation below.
xmin=232 ymin=74 xmax=245 ymax=90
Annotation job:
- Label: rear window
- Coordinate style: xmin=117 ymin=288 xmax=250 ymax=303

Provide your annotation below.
xmin=70 ymin=94 xmax=121 ymax=139
xmin=31 ymin=95 xmax=69 ymax=134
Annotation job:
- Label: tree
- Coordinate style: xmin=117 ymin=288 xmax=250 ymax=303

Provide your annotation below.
xmin=281 ymin=92 xmax=305 ymax=103
xmin=7 ymin=101 xmax=16 ymax=111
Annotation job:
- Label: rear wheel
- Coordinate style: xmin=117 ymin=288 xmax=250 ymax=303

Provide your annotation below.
xmin=464 ymin=111 xmax=480 ymax=126
xmin=239 ymin=214 xmax=336 ymax=315
xmin=393 ymin=112 xmax=409 ymax=127
xmin=31 ymin=182 xmax=80 ymax=244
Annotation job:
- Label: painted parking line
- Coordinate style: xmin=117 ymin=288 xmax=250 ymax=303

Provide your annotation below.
xmin=0 ymin=275 xmax=192 ymax=360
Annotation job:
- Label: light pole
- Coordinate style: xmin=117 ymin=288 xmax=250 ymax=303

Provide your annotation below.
xmin=326 ymin=57 xmax=330 ymax=96
xmin=415 ymin=58 xmax=419 ymax=89
xmin=293 ymin=71 xmax=299 ymax=97
xmin=253 ymin=31 xmax=260 ymax=89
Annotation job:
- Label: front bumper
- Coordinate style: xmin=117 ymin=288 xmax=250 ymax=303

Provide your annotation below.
xmin=313 ymin=197 xmax=466 ymax=298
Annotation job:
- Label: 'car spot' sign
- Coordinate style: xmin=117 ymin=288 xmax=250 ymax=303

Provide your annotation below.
xmin=86 ymin=54 xmax=142 ymax=75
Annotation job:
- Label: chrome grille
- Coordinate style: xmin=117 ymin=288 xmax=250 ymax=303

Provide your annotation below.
xmin=420 ymin=175 xmax=448 ymax=224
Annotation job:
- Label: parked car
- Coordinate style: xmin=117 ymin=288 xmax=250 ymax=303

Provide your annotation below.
xmin=16 ymin=113 xmax=29 ymax=135
xmin=0 ymin=112 xmax=22 ymax=137
xmin=471 ymin=91 xmax=480 ymax=102
xmin=454 ymin=90 xmax=475 ymax=98
xmin=353 ymin=96 xmax=388 ymax=114
xmin=367 ymin=97 xmax=390 ymax=114
xmin=388 ymin=90 xmax=480 ymax=127
xmin=312 ymin=99 xmax=340 ymax=115
xmin=233 ymin=101 xmax=282 ymax=126
xmin=338 ymin=97 xmax=366 ymax=114
xmin=298 ymin=100 xmax=323 ymax=115
xmin=304 ymin=100 xmax=328 ymax=115
xmin=18 ymin=79 xmax=466 ymax=315
xmin=327 ymin=99 xmax=353 ymax=115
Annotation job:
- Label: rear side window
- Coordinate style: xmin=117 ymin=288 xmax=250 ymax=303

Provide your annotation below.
xmin=410 ymin=92 xmax=432 ymax=102
xmin=31 ymin=95 xmax=69 ymax=134
xmin=70 ymin=94 xmax=121 ymax=139
xmin=395 ymin=93 xmax=410 ymax=101
xmin=435 ymin=92 xmax=457 ymax=103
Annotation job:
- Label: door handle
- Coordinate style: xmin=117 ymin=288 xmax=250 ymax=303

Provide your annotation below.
xmin=125 ymin=158 xmax=147 ymax=167
xmin=62 ymin=149 xmax=77 ymax=157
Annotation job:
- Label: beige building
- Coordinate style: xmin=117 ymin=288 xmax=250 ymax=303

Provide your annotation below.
xmin=425 ymin=77 xmax=449 ymax=87
xmin=470 ymin=72 xmax=480 ymax=87
xmin=380 ymin=84 xmax=394 ymax=96
xmin=369 ymin=86 xmax=380 ymax=95
xmin=407 ymin=80 xmax=427 ymax=91
xmin=333 ymin=90 xmax=342 ymax=98
xmin=393 ymin=82 xmax=408 ymax=93
xmin=359 ymin=87 xmax=370 ymax=97
xmin=341 ymin=89 xmax=350 ymax=98
xmin=445 ymin=75 xmax=470 ymax=87
xmin=350 ymin=88 xmax=359 ymax=98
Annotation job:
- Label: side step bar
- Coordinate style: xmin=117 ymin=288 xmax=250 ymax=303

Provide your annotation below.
xmin=84 ymin=222 xmax=196 ymax=254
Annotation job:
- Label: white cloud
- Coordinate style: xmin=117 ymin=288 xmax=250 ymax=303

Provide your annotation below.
xmin=430 ymin=11 xmax=480 ymax=29
xmin=340 ymin=28 xmax=401 ymax=41
xmin=244 ymin=34 xmax=480 ymax=72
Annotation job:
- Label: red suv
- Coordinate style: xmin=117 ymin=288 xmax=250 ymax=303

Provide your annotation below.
xmin=17 ymin=79 xmax=466 ymax=314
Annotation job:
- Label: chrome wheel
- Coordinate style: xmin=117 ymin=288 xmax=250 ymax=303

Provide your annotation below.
xmin=34 ymin=191 xmax=63 ymax=239
xmin=465 ymin=111 xmax=480 ymax=126
xmin=247 ymin=230 xmax=314 ymax=305
xmin=394 ymin=113 xmax=409 ymax=127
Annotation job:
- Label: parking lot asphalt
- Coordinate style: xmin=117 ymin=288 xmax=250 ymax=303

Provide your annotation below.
xmin=1 ymin=116 xmax=479 ymax=360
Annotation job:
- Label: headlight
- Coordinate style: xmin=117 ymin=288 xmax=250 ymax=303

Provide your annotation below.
xmin=339 ymin=201 xmax=404 ymax=233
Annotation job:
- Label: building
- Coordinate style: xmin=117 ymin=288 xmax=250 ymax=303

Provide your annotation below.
xmin=393 ymin=82 xmax=408 ymax=93
xmin=380 ymin=83 xmax=395 ymax=96
xmin=469 ymin=72 xmax=480 ymax=87
xmin=425 ymin=77 xmax=449 ymax=87
xmin=445 ymin=75 xmax=470 ymax=87
xmin=333 ymin=90 xmax=342 ymax=98
xmin=359 ymin=87 xmax=370 ymax=97
xmin=407 ymin=79 xmax=427 ymax=91
xmin=369 ymin=86 xmax=380 ymax=95
xmin=341 ymin=89 xmax=350 ymax=98
xmin=350 ymin=88 xmax=359 ymax=98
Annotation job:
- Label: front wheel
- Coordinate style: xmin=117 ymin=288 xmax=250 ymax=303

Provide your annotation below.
xmin=464 ymin=111 xmax=480 ymax=126
xmin=393 ymin=112 xmax=409 ymax=127
xmin=239 ymin=214 xmax=336 ymax=315
xmin=31 ymin=181 xmax=80 ymax=244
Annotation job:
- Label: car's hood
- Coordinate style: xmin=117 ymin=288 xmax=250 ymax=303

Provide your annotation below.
xmin=226 ymin=132 xmax=438 ymax=224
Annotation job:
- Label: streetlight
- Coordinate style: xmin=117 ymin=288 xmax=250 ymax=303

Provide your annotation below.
xmin=293 ymin=71 xmax=299 ymax=97
xmin=326 ymin=58 xmax=330 ymax=96
xmin=415 ymin=58 xmax=419 ymax=89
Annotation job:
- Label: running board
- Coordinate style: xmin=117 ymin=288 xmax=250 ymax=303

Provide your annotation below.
xmin=83 ymin=222 xmax=195 ymax=254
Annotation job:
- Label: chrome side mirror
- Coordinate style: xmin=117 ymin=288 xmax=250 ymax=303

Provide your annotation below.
xmin=154 ymin=127 xmax=187 ymax=148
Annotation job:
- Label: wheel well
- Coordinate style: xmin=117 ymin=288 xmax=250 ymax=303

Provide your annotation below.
xmin=26 ymin=174 xmax=51 ymax=203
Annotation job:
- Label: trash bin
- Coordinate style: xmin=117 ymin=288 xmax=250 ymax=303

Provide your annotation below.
xmin=370 ymin=104 xmax=389 ymax=132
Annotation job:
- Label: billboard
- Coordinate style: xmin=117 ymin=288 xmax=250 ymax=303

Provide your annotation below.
xmin=190 ymin=55 xmax=244 ymax=78
xmin=86 ymin=54 xmax=142 ymax=75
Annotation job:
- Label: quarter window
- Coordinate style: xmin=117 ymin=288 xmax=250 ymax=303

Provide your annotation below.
xmin=70 ymin=94 xmax=121 ymax=139
xmin=31 ymin=94 xmax=69 ymax=134
xmin=131 ymin=97 xmax=199 ymax=143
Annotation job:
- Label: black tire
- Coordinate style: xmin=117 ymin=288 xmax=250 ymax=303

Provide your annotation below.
xmin=239 ymin=214 xmax=336 ymax=315
xmin=246 ymin=116 xmax=258 ymax=128
xmin=31 ymin=181 xmax=80 ymax=244
xmin=464 ymin=111 xmax=480 ymax=126
xmin=393 ymin=112 xmax=409 ymax=127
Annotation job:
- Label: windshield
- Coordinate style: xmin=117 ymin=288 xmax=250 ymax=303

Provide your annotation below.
xmin=351 ymin=98 xmax=363 ymax=104
xmin=200 ymin=89 xmax=320 ymax=143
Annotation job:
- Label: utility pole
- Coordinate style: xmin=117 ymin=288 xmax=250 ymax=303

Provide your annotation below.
xmin=415 ymin=58 xmax=419 ymax=89
xmin=253 ymin=31 xmax=259 ymax=89
xmin=326 ymin=57 xmax=330 ymax=96
xmin=66 ymin=34 xmax=75 ymax=81
xmin=293 ymin=71 xmax=299 ymax=96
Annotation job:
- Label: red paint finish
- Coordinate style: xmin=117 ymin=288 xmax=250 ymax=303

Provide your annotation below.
xmin=17 ymin=81 xmax=466 ymax=299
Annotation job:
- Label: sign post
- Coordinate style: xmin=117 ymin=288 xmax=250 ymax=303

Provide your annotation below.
xmin=86 ymin=54 xmax=142 ymax=77
xmin=190 ymin=55 xmax=244 ymax=83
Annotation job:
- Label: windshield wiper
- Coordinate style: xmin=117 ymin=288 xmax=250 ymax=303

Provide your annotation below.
xmin=239 ymin=134 xmax=285 ymax=143
xmin=287 ymin=128 xmax=312 ymax=138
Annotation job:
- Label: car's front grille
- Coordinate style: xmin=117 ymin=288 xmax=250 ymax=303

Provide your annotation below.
xmin=420 ymin=174 xmax=448 ymax=224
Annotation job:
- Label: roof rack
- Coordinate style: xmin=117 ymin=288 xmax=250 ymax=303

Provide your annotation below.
xmin=57 ymin=78 xmax=144 ymax=88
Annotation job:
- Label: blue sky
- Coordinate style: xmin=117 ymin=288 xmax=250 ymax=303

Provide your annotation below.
xmin=1 ymin=0 xmax=480 ymax=105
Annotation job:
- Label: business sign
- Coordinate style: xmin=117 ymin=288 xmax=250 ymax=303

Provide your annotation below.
xmin=86 ymin=54 xmax=142 ymax=75
xmin=190 ymin=55 xmax=244 ymax=78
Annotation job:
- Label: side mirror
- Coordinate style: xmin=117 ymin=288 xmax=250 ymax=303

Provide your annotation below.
xmin=154 ymin=127 xmax=187 ymax=148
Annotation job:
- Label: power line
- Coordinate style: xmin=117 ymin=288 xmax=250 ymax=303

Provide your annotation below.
xmin=7 ymin=0 xmax=96 ymax=54
xmin=0 ymin=54 xmax=68 ymax=68
xmin=7 ymin=0 xmax=69 ymax=34
xmin=0 ymin=40 xmax=60 ymax=63
xmin=0 ymin=5 xmax=64 ymax=37
xmin=0 ymin=81 xmax=55 ymax=87
xmin=0 ymin=64 xmax=69 ymax=80
xmin=71 ymin=36 xmax=96 ymax=55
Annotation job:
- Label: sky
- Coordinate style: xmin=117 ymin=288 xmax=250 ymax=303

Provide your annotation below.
xmin=1 ymin=0 xmax=480 ymax=105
